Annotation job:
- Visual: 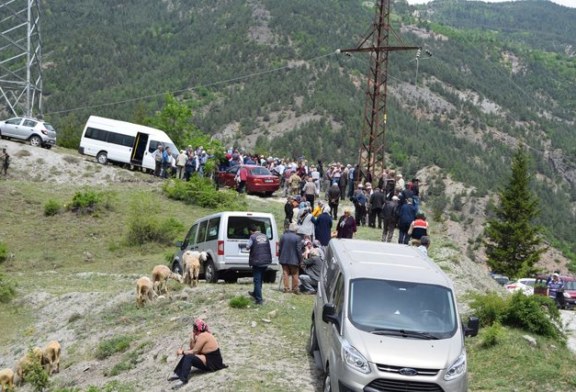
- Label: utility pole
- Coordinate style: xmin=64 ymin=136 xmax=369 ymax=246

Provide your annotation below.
xmin=0 ymin=0 xmax=43 ymax=117
xmin=340 ymin=0 xmax=418 ymax=182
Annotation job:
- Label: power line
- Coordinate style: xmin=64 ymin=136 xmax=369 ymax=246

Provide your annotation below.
xmin=45 ymin=52 xmax=337 ymax=116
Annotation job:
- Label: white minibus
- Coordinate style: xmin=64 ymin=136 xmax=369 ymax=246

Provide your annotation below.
xmin=78 ymin=115 xmax=178 ymax=172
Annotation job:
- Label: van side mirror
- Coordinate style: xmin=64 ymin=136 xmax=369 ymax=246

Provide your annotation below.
xmin=464 ymin=316 xmax=479 ymax=337
xmin=322 ymin=303 xmax=340 ymax=329
xmin=175 ymin=240 xmax=183 ymax=248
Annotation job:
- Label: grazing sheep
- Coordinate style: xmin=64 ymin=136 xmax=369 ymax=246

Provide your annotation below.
xmin=182 ymin=251 xmax=207 ymax=287
xmin=136 ymin=276 xmax=157 ymax=307
xmin=41 ymin=340 xmax=61 ymax=374
xmin=151 ymin=265 xmax=183 ymax=296
xmin=15 ymin=346 xmax=43 ymax=385
xmin=0 ymin=368 xmax=14 ymax=390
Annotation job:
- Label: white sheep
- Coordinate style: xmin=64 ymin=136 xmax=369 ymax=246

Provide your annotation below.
xmin=182 ymin=251 xmax=207 ymax=287
xmin=136 ymin=276 xmax=157 ymax=307
xmin=151 ymin=265 xmax=183 ymax=296
xmin=41 ymin=340 xmax=61 ymax=374
xmin=0 ymin=368 xmax=14 ymax=390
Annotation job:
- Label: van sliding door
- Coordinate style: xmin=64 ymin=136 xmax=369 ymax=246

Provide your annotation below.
xmin=131 ymin=132 xmax=148 ymax=166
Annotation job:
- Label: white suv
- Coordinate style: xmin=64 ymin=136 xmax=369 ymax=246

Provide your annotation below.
xmin=172 ymin=211 xmax=280 ymax=283
xmin=0 ymin=117 xmax=57 ymax=148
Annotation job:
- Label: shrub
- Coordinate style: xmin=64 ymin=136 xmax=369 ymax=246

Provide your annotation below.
xmin=479 ymin=322 xmax=504 ymax=348
xmin=95 ymin=336 xmax=132 ymax=360
xmin=44 ymin=199 xmax=62 ymax=216
xmin=0 ymin=272 xmax=17 ymax=303
xmin=125 ymin=214 xmax=184 ymax=246
xmin=68 ymin=189 xmax=115 ymax=214
xmin=163 ymin=177 xmax=247 ymax=210
xmin=22 ymin=348 xmax=50 ymax=392
xmin=0 ymin=242 xmax=7 ymax=264
xmin=469 ymin=292 xmax=507 ymax=327
xmin=229 ymin=295 xmax=251 ymax=309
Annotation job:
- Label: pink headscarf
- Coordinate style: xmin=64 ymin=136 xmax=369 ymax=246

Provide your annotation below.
xmin=193 ymin=318 xmax=210 ymax=333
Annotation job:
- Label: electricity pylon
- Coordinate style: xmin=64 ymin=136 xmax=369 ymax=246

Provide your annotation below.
xmin=0 ymin=0 xmax=43 ymax=118
xmin=340 ymin=0 xmax=418 ymax=181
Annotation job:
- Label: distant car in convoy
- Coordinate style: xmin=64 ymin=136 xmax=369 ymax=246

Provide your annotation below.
xmin=505 ymin=278 xmax=536 ymax=295
xmin=490 ymin=273 xmax=510 ymax=286
xmin=216 ymin=164 xmax=280 ymax=196
xmin=0 ymin=116 xmax=57 ymax=148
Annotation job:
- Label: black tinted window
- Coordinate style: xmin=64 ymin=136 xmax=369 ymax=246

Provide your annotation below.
xmin=107 ymin=132 xmax=135 ymax=147
xmin=227 ymin=216 xmax=273 ymax=239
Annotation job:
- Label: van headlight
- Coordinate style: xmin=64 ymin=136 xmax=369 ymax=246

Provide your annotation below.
xmin=342 ymin=339 xmax=371 ymax=374
xmin=444 ymin=351 xmax=466 ymax=381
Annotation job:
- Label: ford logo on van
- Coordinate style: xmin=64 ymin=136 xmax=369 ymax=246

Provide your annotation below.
xmin=398 ymin=368 xmax=418 ymax=376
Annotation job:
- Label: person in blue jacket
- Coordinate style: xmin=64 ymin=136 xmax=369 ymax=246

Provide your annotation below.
xmin=397 ymin=198 xmax=417 ymax=245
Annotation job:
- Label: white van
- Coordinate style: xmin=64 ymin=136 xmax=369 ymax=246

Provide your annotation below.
xmin=172 ymin=211 xmax=280 ymax=283
xmin=78 ymin=115 xmax=178 ymax=171
xmin=309 ymin=239 xmax=479 ymax=392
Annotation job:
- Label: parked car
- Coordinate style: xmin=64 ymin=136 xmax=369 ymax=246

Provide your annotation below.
xmin=490 ymin=273 xmax=510 ymax=286
xmin=0 ymin=117 xmax=57 ymax=148
xmin=562 ymin=280 xmax=576 ymax=309
xmin=171 ymin=211 xmax=280 ymax=283
xmin=216 ymin=165 xmax=280 ymax=196
xmin=505 ymin=278 xmax=536 ymax=296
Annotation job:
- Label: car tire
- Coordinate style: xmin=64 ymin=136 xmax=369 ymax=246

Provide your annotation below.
xmin=263 ymin=270 xmax=277 ymax=284
xmin=29 ymin=135 xmax=42 ymax=147
xmin=44 ymin=144 xmax=52 ymax=149
xmin=97 ymin=152 xmax=108 ymax=165
xmin=308 ymin=321 xmax=319 ymax=355
xmin=264 ymin=191 xmax=273 ymax=197
xmin=204 ymin=259 xmax=218 ymax=283
xmin=323 ymin=365 xmax=332 ymax=392
xmin=172 ymin=260 xmax=182 ymax=275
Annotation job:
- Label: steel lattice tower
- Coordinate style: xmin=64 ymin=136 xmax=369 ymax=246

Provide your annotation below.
xmin=341 ymin=0 xmax=418 ymax=181
xmin=0 ymin=0 xmax=43 ymax=117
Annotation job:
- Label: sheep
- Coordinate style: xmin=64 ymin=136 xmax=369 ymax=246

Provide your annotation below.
xmin=136 ymin=276 xmax=157 ymax=307
xmin=182 ymin=251 xmax=207 ymax=287
xmin=151 ymin=265 xmax=183 ymax=296
xmin=15 ymin=346 xmax=42 ymax=385
xmin=41 ymin=340 xmax=61 ymax=375
xmin=0 ymin=368 xmax=14 ymax=391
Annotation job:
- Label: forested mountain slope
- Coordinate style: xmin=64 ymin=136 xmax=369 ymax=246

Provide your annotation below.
xmin=20 ymin=0 xmax=576 ymax=256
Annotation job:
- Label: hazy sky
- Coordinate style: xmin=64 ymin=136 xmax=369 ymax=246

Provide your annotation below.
xmin=406 ymin=0 xmax=576 ymax=8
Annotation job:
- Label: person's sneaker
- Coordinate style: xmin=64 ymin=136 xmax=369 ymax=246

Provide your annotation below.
xmin=167 ymin=373 xmax=180 ymax=382
xmin=248 ymin=291 xmax=256 ymax=299
xmin=171 ymin=381 xmax=187 ymax=390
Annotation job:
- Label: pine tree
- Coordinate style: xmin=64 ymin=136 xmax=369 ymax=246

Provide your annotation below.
xmin=484 ymin=147 xmax=545 ymax=279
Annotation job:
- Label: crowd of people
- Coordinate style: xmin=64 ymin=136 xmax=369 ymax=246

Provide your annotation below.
xmin=152 ymin=144 xmax=212 ymax=180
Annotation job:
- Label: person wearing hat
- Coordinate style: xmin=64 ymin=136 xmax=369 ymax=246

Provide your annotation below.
xmin=336 ymin=208 xmax=357 ymax=239
xmin=168 ymin=319 xmax=227 ymax=389
xmin=381 ymin=195 xmax=400 ymax=242
xmin=547 ymin=272 xmax=565 ymax=308
xmin=279 ymin=223 xmax=304 ymax=294
xmin=408 ymin=212 xmax=429 ymax=246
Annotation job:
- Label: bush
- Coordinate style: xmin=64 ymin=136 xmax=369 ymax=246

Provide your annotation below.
xmin=95 ymin=336 xmax=132 ymax=360
xmin=163 ymin=177 xmax=247 ymax=210
xmin=479 ymin=322 xmax=504 ymax=348
xmin=124 ymin=193 xmax=184 ymax=245
xmin=0 ymin=272 xmax=17 ymax=303
xmin=469 ymin=292 xmax=564 ymax=341
xmin=22 ymin=348 xmax=50 ymax=392
xmin=68 ymin=189 xmax=115 ymax=214
xmin=44 ymin=199 xmax=62 ymax=216
xmin=229 ymin=295 xmax=251 ymax=309
xmin=0 ymin=242 xmax=7 ymax=264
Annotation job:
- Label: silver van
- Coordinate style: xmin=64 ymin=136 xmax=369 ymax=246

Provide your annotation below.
xmin=309 ymin=239 xmax=478 ymax=392
xmin=172 ymin=211 xmax=280 ymax=283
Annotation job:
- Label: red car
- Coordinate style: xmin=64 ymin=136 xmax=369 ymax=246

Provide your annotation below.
xmin=217 ymin=165 xmax=280 ymax=196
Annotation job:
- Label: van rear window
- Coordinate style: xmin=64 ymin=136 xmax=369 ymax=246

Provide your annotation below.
xmin=227 ymin=217 xmax=273 ymax=240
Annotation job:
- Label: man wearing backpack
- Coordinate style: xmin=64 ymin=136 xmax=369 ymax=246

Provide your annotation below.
xmin=381 ymin=195 xmax=399 ymax=242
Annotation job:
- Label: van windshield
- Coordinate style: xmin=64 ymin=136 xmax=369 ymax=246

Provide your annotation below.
xmin=227 ymin=217 xmax=273 ymax=240
xmin=349 ymin=278 xmax=457 ymax=339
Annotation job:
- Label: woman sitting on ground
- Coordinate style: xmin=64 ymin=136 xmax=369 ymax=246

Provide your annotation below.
xmin=168 ymin=319 xmax=228 ymax=389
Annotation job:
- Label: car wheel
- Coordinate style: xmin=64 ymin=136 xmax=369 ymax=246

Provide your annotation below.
xmin=204 ymin=259 xmax=219 ymax=283
xmin=44 ymin=144 xmax=52 ymax=150
xmin=263 ymin=270 xmax=277 ymax=284
xmin=172 ymin=260 xmax=182 ymax=275
xmin=323 ymin=365 xmax=332 ymax=392
xmin=29 ymin=135 xmax=42 ymax=147
xmin=264 ymin=191 xmax=273 ymax=197
xmin=308 ymin=321 xmax=319 ymax=355
xmin=96 ymin=152 xmax=108 ymax=165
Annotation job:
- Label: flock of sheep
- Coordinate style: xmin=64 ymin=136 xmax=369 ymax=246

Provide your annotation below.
xmin=0 ymin=251 xmax=207 ymax=391
xmin=0 ymin=340 xmax=61 ymax=390
xmin=136 ymin=250 xmax=207 ymax=306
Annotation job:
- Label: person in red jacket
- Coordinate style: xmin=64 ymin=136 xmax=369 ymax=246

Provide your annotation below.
xmin=408 ymin=212 xmax=429 ymax=246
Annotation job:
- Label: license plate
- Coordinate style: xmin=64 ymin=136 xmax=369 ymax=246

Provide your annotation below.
xmin=265 ymin=179 xmax=273 ymax=183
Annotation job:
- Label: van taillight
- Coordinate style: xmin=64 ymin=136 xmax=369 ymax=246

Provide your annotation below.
xmin=275 ymin=241 xmax=279 ymax=256
xmin=218 ymin=240 xmax=224 ymax=256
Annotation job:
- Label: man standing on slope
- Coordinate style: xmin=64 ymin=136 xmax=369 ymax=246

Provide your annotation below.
xmin=246 ymin=224 xmax=272 ymax=305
